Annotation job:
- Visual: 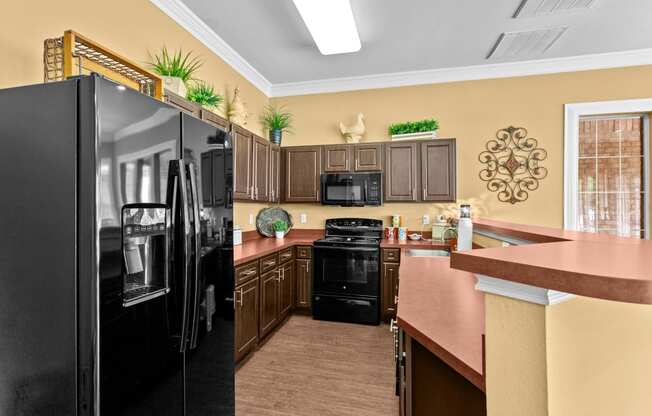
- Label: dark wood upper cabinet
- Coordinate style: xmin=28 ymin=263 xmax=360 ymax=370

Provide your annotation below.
xmin=354 ymin=143 xmax=383 ymax=171
xmin=163 ymin=90 xmax=200 ymax=117
xmin=200 ymin=152 xmax=212 ymax=206
xmin=421 ymin=139 xmax=456 ymax=202
xmin=269 ymin=144 xmax=281 ymax=203
xmin=323 ymin=145 xmax=352 ymax=172
xmin=232 ymin=125 xmax=253 ymax=200
xmin=282 ymin=146 xmax=322 ymax=202
xmin=252 ymin=135 xmax=269 ymax=202
xmin=200 ymin=109 xmax=229 ymax=131
xmin=211 ymin=149 xmax=226 ymax=206
xmin=385 ymin=142 xmax=419 ymax=201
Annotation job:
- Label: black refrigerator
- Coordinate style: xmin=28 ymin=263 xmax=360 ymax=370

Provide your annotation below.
xmin=0 ymin=74 xmax=234 ymax=415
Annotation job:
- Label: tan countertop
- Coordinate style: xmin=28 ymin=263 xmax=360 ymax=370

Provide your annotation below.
xmin=396 ymin=251 xmax=485 ymax=391
xmin=451 ymin=219 xmax=652 ymax=304
xmin=233 ymin=231 xmax=323 ymax=265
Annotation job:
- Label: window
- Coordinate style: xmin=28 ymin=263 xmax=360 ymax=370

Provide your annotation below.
xmin=576 ymin=115 xmax=648 ymax=238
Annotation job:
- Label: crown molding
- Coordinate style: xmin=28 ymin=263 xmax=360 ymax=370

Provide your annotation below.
xmin=270 ymin=48 xmax=652 ymax=97
xmin=150 ymin=0 xmax=272 ymax=95
xmin=475 ymin=274 xmax=574 ymax=306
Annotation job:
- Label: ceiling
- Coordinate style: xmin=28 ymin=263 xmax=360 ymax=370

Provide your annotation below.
xmin=154 ymin=0 xmax=652 ymax=96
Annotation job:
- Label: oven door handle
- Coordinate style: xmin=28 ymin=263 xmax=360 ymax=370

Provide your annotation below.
xmin=314 ymin=246 xmax=379 ymax=253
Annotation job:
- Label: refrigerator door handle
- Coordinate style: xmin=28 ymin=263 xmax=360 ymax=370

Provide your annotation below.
xmin=187 ymin=162 xmax=202 ymax=350
xmin=171 ymin=159 xmax=192 ymax=353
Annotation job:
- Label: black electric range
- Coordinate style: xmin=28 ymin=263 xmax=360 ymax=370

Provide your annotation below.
xmin=312 ymin=218 xmax=383 ymax=325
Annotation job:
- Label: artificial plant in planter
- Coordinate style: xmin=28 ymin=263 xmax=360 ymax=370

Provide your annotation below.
xmin=186 ymin=82 xmax=223 ymax=113
xmin=261 ymin=105 xmax=293 ymax=145
xmin=272 ymin=220 xmax=288 ymax=239
xmin=148 ymin=47 xmax=202 ymax=97
xmin=389 ymin=118 xmax=439 ymax=141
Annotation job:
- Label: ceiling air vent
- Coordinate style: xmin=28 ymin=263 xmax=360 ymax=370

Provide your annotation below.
xmin=514 ymin=0 xmax=597 ymax=18
xmin=487 ymin=27 xmax=567 ymax=59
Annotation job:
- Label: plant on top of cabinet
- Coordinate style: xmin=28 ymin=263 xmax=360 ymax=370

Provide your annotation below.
xmin=389 ymin=118 xmax=439 ymax=141
xmin=261 ymin=104 xmax=293 ymax=145
xmin=186 ymin=81 xmax=223 ymax=113
xmin=148 ymin=47 xmax=202 ymax=97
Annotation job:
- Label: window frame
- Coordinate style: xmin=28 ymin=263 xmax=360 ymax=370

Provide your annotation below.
xmin=564 ymin=99 xmax=652 ymax=239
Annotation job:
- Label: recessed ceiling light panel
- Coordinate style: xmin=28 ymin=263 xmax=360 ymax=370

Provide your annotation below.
xmin=487 ymin=27 xmax=568 ymax=59
xmin=514 ymin=0 xmax=598 ymax=18
xmin=293 ymin=0 xmax=361 ymax=55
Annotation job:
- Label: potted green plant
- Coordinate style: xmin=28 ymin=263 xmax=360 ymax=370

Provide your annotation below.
xmin=388 ymin=118 xmax=439 ymax=141
xmin=272 ymin=220 xmax=288 ymax=239
xmin=261 ymin=105 xmax=293 ymax=145
xmin=148 ymin=47 xmax=202 ymax=97
xmin=186 ymin=82 xmax=223 ymax=112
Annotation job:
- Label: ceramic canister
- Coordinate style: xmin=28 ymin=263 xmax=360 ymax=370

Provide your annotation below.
xmin=398 ymin=227 xmax=408 ymax=241
xmin=384 ymin=226 xmax=396 ymax=240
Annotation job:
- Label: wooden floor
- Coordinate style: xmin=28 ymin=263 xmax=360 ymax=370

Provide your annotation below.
xmin=236 ymin=315 xmax=399 ymax=416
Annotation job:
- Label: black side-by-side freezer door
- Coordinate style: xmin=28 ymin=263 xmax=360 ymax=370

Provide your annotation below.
xmin=0 ymin=80 xmax=78 ymax=415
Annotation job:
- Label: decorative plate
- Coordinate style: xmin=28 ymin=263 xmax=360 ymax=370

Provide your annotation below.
xmin=256 ymin=207 xmax=293 ymax=237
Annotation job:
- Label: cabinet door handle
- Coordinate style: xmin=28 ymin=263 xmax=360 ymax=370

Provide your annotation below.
xmin=412 ymin=188 xmax=416 ymax=200
xmin=236 ymin=288 xmax=244 ymax=308
xmin=422 ymin=188 xmax=426 ymax=200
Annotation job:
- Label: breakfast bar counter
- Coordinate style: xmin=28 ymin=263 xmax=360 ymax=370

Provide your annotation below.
xmin=451 ymin=219 xmax=652 ymax=304
xmin=396 ymin=251 xmax=485 ymax=391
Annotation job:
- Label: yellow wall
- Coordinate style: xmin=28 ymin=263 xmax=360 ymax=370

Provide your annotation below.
xmin=273 ymin=65 xmax=652 ymax=230
xmin=546 ymin=296 xmax=652 ymax=416
xmin=0 ymin=0 xmax=269 ymax=136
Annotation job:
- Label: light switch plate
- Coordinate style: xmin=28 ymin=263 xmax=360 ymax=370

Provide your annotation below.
xmin=300 ymin=213 xmax=307 ymax=224
xmin=249 ymin=214 xmax=254 ymax=225
xmin=422 ymin=215 xmax=430 ymax=225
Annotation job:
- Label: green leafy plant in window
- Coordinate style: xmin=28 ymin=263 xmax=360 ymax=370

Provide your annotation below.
xmin=186 ymin=82 xmax=223 ymax=109
xmin=388 ymin=119 xmax=439 ymax=135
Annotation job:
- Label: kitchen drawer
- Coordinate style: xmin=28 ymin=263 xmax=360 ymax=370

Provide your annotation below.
xmin=296 ymin=246 xmax=312 ymax=259
xmin=382 ymin=248 xmax=400 ymax=263
xmin=260 ymin=253 xmax=278 ymax=274
xmin=235 ymin=260 xmax=259 ymax=286
xmin=278 ymin=247 xmax=294 ymax=264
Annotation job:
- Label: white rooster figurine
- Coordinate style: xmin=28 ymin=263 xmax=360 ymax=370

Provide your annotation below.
xmin=339 ymin=113 xmax=366 ymax=143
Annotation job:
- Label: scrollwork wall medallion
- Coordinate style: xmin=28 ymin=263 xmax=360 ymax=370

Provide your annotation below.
xmin=479 ymin=126 xmax=548 ymax=204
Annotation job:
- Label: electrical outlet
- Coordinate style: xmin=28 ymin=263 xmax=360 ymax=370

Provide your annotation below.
xmin=422 ymin=215 xmax=430 ymax=225
xmin=249 ymin=214 xmax=254 ymax=225
xmin=501 ymin=241 xmax=510 ymax=247
xmin=300 ymin=213 xmax=307 ymax=224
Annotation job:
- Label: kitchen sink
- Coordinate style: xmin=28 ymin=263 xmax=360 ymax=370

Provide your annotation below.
xmin=406 ymin=249 xmax=450 ymax=257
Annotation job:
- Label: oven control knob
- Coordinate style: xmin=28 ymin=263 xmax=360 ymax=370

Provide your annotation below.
xmin=343 ymin=285 xmax=347 ymax=290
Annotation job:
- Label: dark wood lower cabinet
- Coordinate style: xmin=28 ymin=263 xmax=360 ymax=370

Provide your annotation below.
xmin=279 ymin=260 xmax=294 ymax=317
xmin=400 ymin=333 xmax=486 ymax=416
xmin=235 ymin=277 xmax=259 ymax=362
xmin=295 ymin=258 xmax=312 ymax=309
xmin=259 ymin=269 xmax=279 ymax=339
xmin=382 ymin=262 xmax=399 ymax=320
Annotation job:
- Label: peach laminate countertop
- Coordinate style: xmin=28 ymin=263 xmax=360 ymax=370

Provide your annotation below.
xmin=396 ymin=253 xmax=485 ymax=391
xmin=451 ymin=219 xmax=652 ymax=304
xmin=233 ymin=231 xmax=323 ymax=265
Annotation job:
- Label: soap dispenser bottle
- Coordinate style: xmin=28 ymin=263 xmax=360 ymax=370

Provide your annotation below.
xmin=457 ymin=204 xmax=473 ymax=251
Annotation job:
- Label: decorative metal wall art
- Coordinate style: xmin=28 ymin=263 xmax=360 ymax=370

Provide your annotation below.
xmin=479 ymin=126 xmax=548 ymax=204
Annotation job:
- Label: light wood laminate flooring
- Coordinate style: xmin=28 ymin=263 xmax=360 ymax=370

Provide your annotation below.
xmin=236 ymin=315 xmax=398 ymax=415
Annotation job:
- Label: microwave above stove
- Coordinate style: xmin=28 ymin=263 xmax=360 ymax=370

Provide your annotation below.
xmin=320 ymin=172 xmax=382 ymax=206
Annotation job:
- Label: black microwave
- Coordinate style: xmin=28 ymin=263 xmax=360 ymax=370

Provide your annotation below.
xmin=320 ymin=172 xmax=382 ymax=206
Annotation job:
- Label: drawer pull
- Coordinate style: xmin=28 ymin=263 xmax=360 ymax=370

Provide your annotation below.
xmin=263 ymin=260 xmax=276 ymax=267
xmin=241 ymin=270 xmax=256 ymax=277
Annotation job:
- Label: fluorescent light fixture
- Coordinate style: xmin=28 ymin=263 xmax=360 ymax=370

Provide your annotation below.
xmin=292 ymin=0 xmax=361 ymax=55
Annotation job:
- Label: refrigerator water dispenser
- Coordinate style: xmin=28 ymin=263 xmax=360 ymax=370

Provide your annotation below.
xmin=121 ymin=203 xmax=171 ymax=307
